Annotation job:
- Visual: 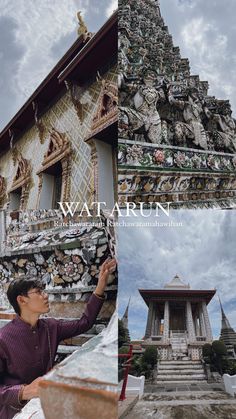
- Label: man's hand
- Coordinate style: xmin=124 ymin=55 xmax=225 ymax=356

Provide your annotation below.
xmin=21 ymin=377 xmax=43 ymax=400
xmin=95 ymin=258 xmax=116 ymax=297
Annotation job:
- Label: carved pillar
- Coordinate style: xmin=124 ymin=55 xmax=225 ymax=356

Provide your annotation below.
xmin=145 ymin=301 xmax=154 ymax=338
xmin=61 ymin=157 xmax=72 ymax=202
xmin=201 ymin=301 xmax=213 ymax=341
xmin=0 ymin=176 xmax=6 ymax=209
xmin=36 ymin=173 xmax=43 ymax=209
xmin=20 ymin=182 xmax=30 ymax=210
xmin=186 ymin=301 xmax=196 ymax=343
xmin=0 ymin=210 xmax=6 ymax=255
xmin=88 ymin=139 xmax=99 ymax=203
xmin=163 ymin=301 xmax=170 ymax=342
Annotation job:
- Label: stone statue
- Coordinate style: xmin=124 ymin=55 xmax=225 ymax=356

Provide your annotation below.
xmin=204 ymin=105 xmax=236 ymax=153
xmin=168 ymin=90 xmax=209 ymax=150
xmin=77 ymin=11 xmax=88 ymax=37
xmin=119 ymin=78 xmax=166 ymax=143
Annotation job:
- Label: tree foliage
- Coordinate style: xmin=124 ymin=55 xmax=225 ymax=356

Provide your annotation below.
xmin=118 ymin=319 xmax=129 ymax=348
xmin=143 ymin=346 xmax=158 ymax=368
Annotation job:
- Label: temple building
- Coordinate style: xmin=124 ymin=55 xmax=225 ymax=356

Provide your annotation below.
xmin=139 ymin=275 xmax=215 ymax=361
xmin=118 ymin=0 xmax=236 ymax=208
xmin=219 ymin=298 xmax=236 ymax=357
xmin=0 ymin=11 xmax=117 ymax=211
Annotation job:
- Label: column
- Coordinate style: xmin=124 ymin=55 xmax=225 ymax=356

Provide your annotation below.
xmin=186 ymin=301 xmax=196 ymax=343
xmin=163 ymin=301 xmax=170 ymax=342
xmin=199 ymin=305 xmax=206 ymax=337
xmin=145 ymin=301 xmax=154 ymax=338
xmin=201 ymin=301 xmax=213 ymax=341
xmin=151 ymin=305 xmax=160 ymax=336
xmin=193 ymin=315 xmax=199 ymax=336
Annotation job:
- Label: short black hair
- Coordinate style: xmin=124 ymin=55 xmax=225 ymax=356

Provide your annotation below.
xmin=7 ymin=276 xmax=44 ymax=315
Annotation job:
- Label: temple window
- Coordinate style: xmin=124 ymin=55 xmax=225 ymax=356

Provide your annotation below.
xmin=8 ymin=151 xmax=31 ymax=210
xmin=36 ymin=128 xmax=71 ymax=209
xmin=85 ymin=79 xmax=118 ymax=207
xmin=9 ymin=188 xmax=22 ymax=210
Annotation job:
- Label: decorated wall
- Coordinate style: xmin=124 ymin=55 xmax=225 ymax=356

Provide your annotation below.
xmin=0 ymin=210 xmax=117 ymax=322
xmin=118 ymin=0 xmax=236 ymax=208
xmin=0 ymin=67 xmax=117 ymax=210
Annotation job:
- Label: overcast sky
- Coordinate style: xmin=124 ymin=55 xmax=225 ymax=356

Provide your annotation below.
xmin=118 ymin=210 xmax=236 ymax=341
xmin=0 ymin=0 xmax=117 ymax=131
xmin=160 ymin=0 xmax=236 ymax=116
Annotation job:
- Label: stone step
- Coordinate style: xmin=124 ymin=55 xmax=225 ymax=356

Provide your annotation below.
xmin=158 ymin=368 xmax=204 ymax=374
xmin=157 ymin=374 xmax=206 ymax=381
xmin=159 ymin=364 xmax=204 ymax=370
xmin=154 ymin=381 xmax=209 ymax=385
xmin=160 ymin=361 xmax=202 ymax=365
xmin=158 ymin=370 xmax=205 ymax=377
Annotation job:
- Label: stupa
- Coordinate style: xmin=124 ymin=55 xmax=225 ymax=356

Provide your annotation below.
xmin=118 ymin=0 xmax=236 ymax=208
xmin=219 ymin=297 xmax=236 ymax=357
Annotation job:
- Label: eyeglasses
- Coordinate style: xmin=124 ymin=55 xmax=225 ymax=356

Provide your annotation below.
xmin=27 ymin=289 xmax=48 ymax=297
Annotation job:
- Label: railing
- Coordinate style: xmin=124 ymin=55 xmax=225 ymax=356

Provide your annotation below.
xmin=118 ymin=344 xmax=133 ymax=401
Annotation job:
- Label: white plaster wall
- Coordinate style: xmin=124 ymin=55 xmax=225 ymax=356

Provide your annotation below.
xmin=38 ymin=173 xmax=55 ymax=209
xmin=95 ymin=140 xmax=114 ymax=208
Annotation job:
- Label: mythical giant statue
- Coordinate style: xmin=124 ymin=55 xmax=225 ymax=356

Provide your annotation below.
xmin=119 ymin=77 xmax=166 ymax=143
xmin=168 ymin=89 xmax=209 ymax=150
xmin=204 ymin=104 xmax=236 ymax=153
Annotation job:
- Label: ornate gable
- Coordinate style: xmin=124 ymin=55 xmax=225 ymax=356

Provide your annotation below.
xmin=10 ymin=150 xmax=31 ymax=192
xmin=39 ymin=128 xmax=71 ymax=172
xmin=88 ymin=80 xmax=118 ymax=139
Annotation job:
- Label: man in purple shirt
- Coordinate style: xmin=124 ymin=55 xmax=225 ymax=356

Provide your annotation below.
xmin=0 ymin=258 xmax=116 ymax=419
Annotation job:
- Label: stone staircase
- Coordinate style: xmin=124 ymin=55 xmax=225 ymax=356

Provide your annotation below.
xmin=157 ymin=360 xmax=206 ymax=383
xmin=171 ymin=334 xmax=188 ymax=359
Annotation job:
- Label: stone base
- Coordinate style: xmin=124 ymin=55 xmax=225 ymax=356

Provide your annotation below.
xmin=39 ymin=380 xmax=118 ymax=419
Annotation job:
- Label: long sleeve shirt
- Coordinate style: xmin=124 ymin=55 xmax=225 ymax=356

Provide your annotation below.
xmin=0 ymin=293 xmax=104 ymax=419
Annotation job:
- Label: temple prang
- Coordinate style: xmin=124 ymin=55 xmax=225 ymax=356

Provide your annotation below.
xmin=118 ymin=0 xmax=236 ymax=209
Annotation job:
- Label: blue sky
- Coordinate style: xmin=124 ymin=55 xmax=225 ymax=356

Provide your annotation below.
xmin=0 ymin=0 xmax=117 ymax=131
xmin=118 ymin=210 xmax=236 ymax=341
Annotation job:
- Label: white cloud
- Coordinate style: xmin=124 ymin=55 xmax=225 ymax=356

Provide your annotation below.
xmin=0 ymin=0 xmax=110 ymax=129
xmin=0 ymin=0 xmax=87 ymax=102
xmin=160 ymin=0 xmax=236 ymax=115
xmin=106 ymin=0 xmax=117 ymax=17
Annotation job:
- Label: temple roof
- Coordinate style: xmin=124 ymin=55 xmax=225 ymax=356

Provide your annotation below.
xmin=164 ymin=274 xmax=190 ymax=290
xmin=139 ymin=288 xmax=216 ymax=307
xmin=0 ymin=11 xmax=117 ymax=153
